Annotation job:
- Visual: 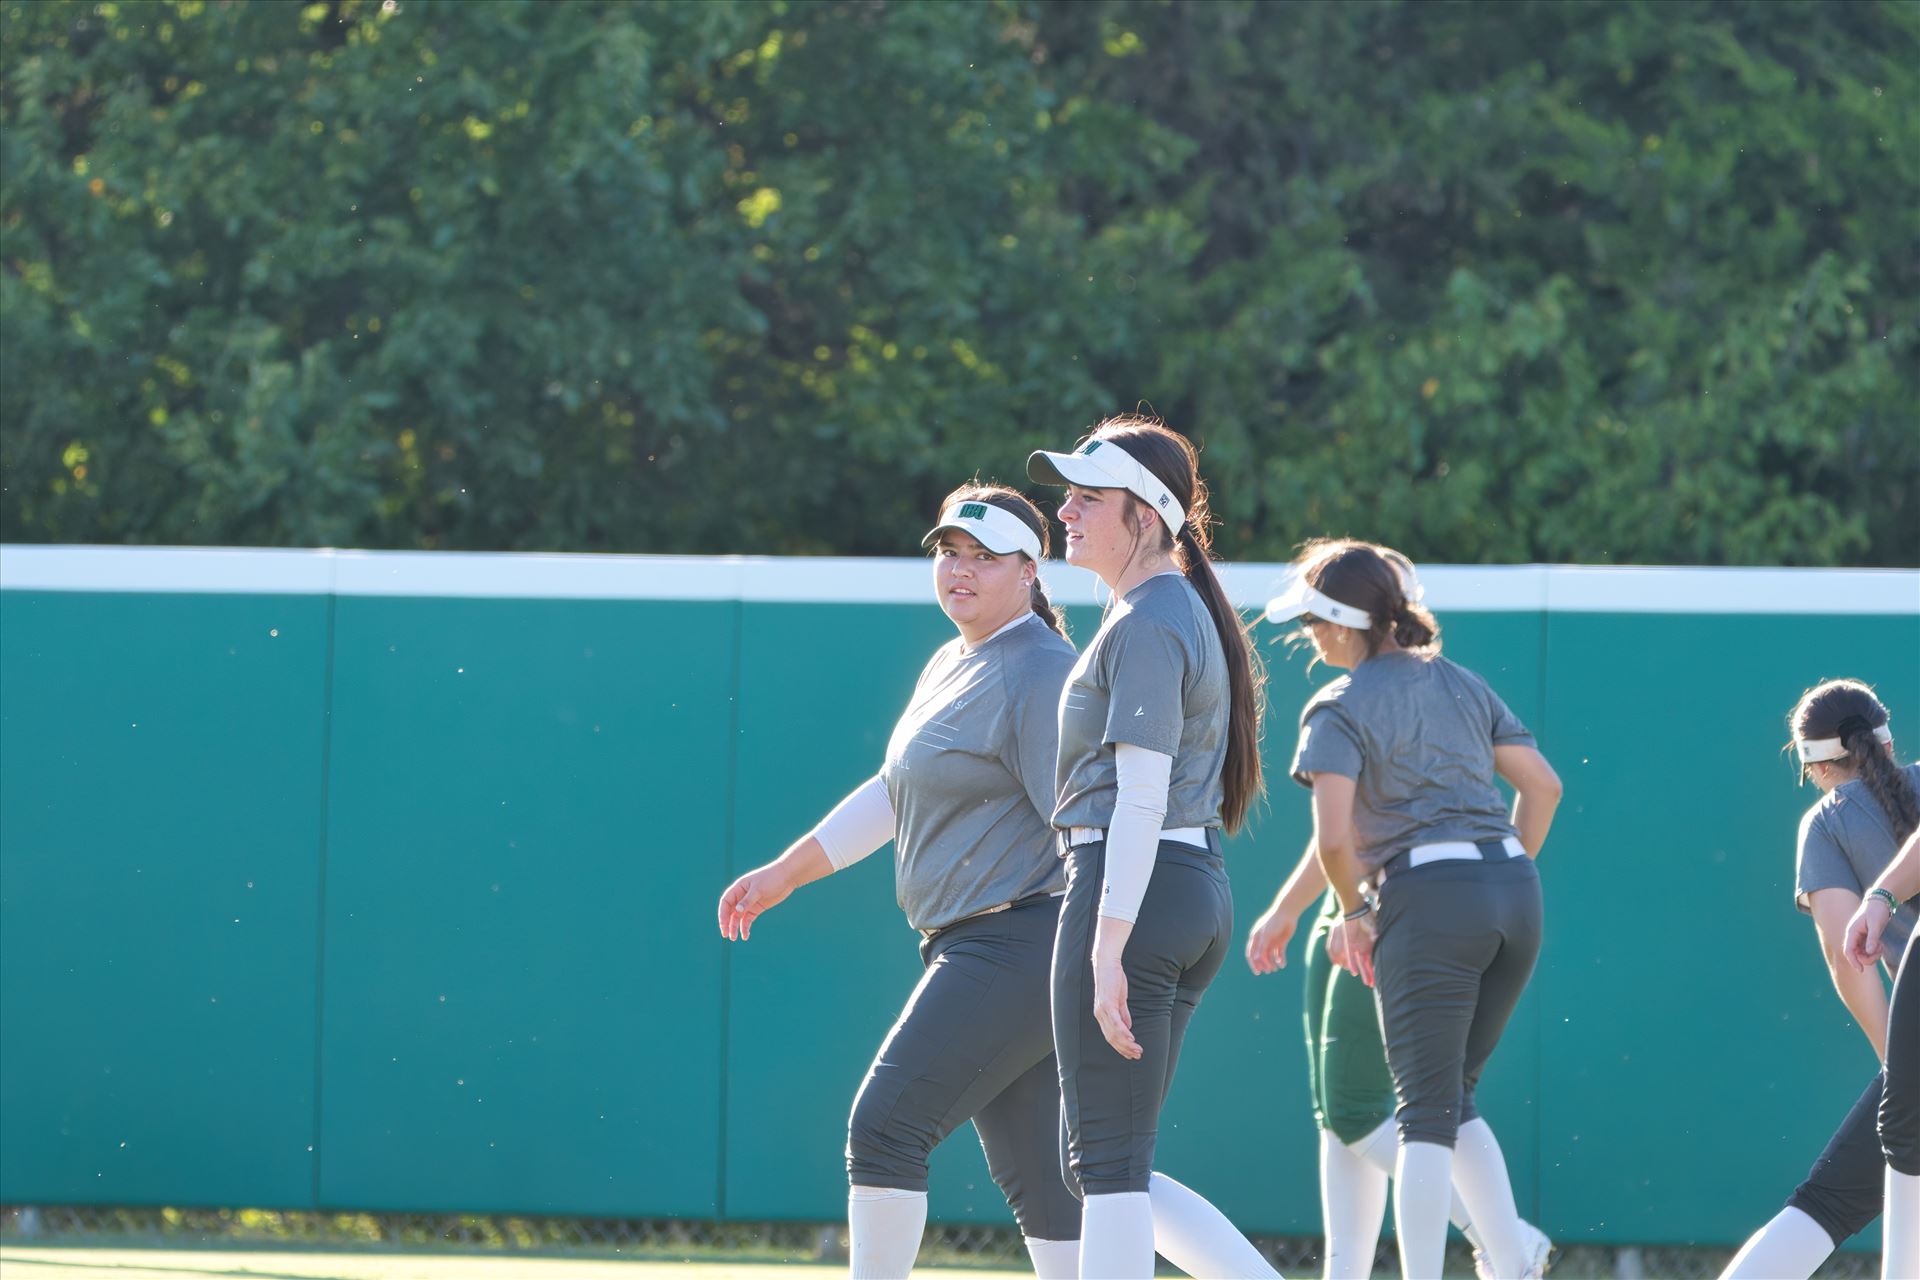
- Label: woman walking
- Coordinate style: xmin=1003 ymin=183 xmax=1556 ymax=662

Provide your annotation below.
xmin=1268 ymin=538 xmax=1563 ymax=1280
xmin=1721 ymin=680 xmax=1917 ymax=1279
xmin=717 ymin=484 xmax=1081 ymax=1279
xmin=1247 ymin=843 xmax=1553 ymax=1279
xmin=1027 ymin=416 xmax=1280 ymax=1280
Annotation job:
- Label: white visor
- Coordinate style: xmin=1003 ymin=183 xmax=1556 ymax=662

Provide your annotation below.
xmin=1264 ymin=571 xmax=1373 ymax=630
xmin=1797 ymin=723 xmax=1893 ymax=764
xmin=921 ymin=500 xmax=1042 ymax=561
xmin=1027 ymin=439 xmax=1186 ymax=536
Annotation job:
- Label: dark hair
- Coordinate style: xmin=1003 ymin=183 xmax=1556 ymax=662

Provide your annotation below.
xmin=1297 ymin=538 xmax=1442 ymax=657
xmin=935 ymin=481 xmax=1068 ymax=640
xmin=1790 ymin=679 xmax=1917 ymax=843
xmin=1079 ymin=415 xmax=1265 ymax=834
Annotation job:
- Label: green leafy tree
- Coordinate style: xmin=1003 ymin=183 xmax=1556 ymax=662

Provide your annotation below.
xmin=3 ymin=0 xmax=1914 ymax=564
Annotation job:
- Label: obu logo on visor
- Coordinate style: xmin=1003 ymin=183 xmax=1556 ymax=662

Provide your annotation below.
xmin=958 ymin=502 xmax=988 ymax=520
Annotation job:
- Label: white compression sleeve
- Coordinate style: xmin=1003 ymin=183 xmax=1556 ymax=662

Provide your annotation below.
xmin=848 ymin=1185 xmax=926 ymax=1279
xmin=1148 ymin=1171 xmax=1279 ymax=1279
xmin=1349 ymin=1116 xmax=1479 ymax=1244
xmin=1882 ymin=1168 xmax=1918 ymax=1280
xmin=810 ymin=775 xmax=895 ymax=870
xmin=1022 ymin=1237 xmax=1079 ymax=1280
xmin=1450 ymin=1118 xmax=1527 ymax=1277
xmin=1719 ymin=1205 xmax=1834 ymax=1279
xmin=1100 ymin=743 xmax=1172 ymax=923
xmin=1321 ymin=1128 xmax=1389 ymax=1280
xmin=1080 ymin=1191 xmax=1154 ymax=1279
xmin=1394 ymin=1141 xmax=1453 ymax=1280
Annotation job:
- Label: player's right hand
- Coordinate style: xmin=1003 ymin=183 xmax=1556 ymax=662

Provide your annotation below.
xmin=1328 ymin=915 xmax=1375 ymax=986
xmin=717 ymin=865 xmax=793 ymax=941
xmin=1842 ymin=895 xmax=1892 ymax=971
xmin=1245 ymin=908 xmax=1298 ymax=975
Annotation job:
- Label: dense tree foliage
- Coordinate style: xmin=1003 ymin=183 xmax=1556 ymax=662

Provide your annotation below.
xmin=3 ymin=0 xmax=1915 ymax=564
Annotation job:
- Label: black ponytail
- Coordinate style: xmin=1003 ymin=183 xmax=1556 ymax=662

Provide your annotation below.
xmin=1083 ymin=416 xmax=1266 ymax=834
xmin=1175 ymin=521 xmax=1267 ymax=834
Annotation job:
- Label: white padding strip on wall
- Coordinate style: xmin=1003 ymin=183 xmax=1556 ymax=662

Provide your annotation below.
xmin=1 ymin=545 xmax=1915 ymax=615
xmin=0 ymin=545 xmax=338 ymax=595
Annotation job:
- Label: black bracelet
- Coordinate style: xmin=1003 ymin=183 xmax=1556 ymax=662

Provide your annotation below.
xmin=1342 ymin=901 xmax=1373 ymax=922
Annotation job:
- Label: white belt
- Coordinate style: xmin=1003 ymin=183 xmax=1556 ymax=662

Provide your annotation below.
xmin=1067 ymin=825 xmax=1211 ymax=849
xmin=1402 ymin=836 xmax=1526 ymax=868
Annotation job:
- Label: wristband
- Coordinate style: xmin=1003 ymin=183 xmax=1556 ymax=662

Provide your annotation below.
xmin=1867 ymin=887 xmax=1901 ymax=916
xmin=1342 ymin=901 xmax=1374 ymax=922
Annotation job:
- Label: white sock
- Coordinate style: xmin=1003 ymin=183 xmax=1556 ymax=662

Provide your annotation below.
xmin=848 ymin=1185 xmax=926 ymax=1280
xmin=1080 ymin=1191 xmax=1155 ymax=1280
xmin=1394 ymin=1141 xmax=1454 ymax=1280
xmin=1718 ymin=1205 xmax=1834 ymax=1280
xmin=1450 ymin=1119 xmax=1527 ymax=1276
xmin=1885 ymin=1168 xmax=1920 ymax=1280
xmin=1148 ymin=1171 xmax=1280 ymax=1279
xmin=1349 ymin=1118 xmax=1479 ymax=1245
xmin=1322 ymin=1129 xmax=1389 ymax=1280
xmin=1024 ymin=1236 xmax=1080 ymax=1279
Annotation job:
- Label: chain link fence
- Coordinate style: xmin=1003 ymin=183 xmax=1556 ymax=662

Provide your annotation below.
xmin=0 ymin=1204 xmax=1882 ymax=1277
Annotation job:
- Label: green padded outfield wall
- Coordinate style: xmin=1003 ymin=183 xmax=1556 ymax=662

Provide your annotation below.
xmin=1 ymin=546 xmax=1914 ymax=1252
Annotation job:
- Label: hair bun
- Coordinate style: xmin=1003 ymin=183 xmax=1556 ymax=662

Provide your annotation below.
xmin=1836 ymin=713 xmax=1876 ymax=741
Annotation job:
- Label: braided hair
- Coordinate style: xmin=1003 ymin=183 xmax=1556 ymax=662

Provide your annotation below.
xmin=1791 ymin=679 xmax=1918 ymax=843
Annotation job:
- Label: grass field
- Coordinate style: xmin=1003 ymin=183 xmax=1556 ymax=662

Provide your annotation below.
xmin=0 ymin=1245 xmax=1603 ymax=1280
xmin=0 ymin=1248 xmax=1028 ymax=1280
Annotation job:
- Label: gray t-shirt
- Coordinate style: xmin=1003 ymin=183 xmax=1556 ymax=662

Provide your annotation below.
xmin=1290 ymin=651 xmax=1535 ymax=872
xmin=1795 ymin=762 xmax=1918 ymax=969
xmin=881 ymin=613 xmax=1077 ymax=932
xmin=1053 ymin=573 xmax=1230 ymax=832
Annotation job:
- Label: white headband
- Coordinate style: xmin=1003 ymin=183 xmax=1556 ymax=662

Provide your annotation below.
xmin=1264 ymin=575 xmax=1373 ymax=630
xmin=1797 ymin=723 xmax=1893 ymax=764
xmin=921 ymin=500 xmax=1043 ymax=562
xmin=1263 ymin=551 xmax=1425 ymax=631
xmin=1027 ymin=439 xmax=1186 ymax=536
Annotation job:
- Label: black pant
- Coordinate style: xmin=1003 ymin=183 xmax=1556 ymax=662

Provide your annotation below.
xmin=1372 ymin=856 xmax=1542 ymax=1147
xmin=1052 ymin=838 xmax=1231 ymax=1196
xmin=846 ymin=895 xmax=1080 ymax=1240
xmin=1884 ymin=944 xmax=1919 ymax=1176
xmin=1786 ymin=1073 xmax=1886 ymax=1245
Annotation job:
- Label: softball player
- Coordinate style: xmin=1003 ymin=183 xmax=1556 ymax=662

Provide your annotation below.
xmin=1721 ymin=680 xmax=1917 ymax=1280
xmin=1247 ymin=849 xmax=1552 ymax=1279
xmin=1844 ymin=826 xmax=1920 ymax=1280
xmin=1267 ymin=538 xmax=1563 ymax=1280
xmin=716 ymin=485 xmax=1081 ymax=1280
xmin=1026 ymin=416 xmax=1279 ymax=1280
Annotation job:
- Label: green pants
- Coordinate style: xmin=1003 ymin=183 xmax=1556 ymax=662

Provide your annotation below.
xmin=1303 ymin=891 xmax=1396 ymax=1144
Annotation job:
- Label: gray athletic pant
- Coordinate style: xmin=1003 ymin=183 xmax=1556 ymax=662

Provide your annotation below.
xmin=846 ymin=895 xmax=1081 ymax=1241
xmin=1372 ymin=855 xmax=1542 ymax=1147
xmin=1052 ymin=837 xmax=1232 ymax=1196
